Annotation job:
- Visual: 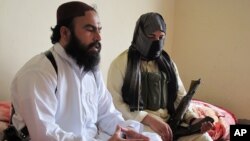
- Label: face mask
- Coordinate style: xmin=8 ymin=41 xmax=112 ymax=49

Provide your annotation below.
xmin=145 ymin=40 xmax=163 ymax=60
xmin=131 ymin=13 xmax=166 ymax=60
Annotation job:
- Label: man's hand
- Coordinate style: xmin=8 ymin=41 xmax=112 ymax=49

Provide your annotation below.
xmin=191 ymin=118 xmax=214 ymax=133
xmin=108 ymin=125 xmax=149 ymax=141
xmin=142 ymin=114 xmax=173 ymax=141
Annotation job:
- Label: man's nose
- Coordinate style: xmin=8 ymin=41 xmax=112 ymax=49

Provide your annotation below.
xmin=155 ymin=34 xmax=164 ymax=40
xmin=155 ymin=36 xmax=160 ymax=40
xmin=95 ymin=31 xmax=101 ymax=41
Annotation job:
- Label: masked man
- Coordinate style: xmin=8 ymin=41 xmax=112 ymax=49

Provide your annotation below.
xmin=107 ymin=12 xmax=213 ymax=141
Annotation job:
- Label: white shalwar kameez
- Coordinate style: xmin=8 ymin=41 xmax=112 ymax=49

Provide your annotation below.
xmin=11 ymin=43 xmax=161 ymax=141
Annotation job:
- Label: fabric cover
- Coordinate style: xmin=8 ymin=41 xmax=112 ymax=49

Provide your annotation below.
xmin=190 ymin=99 xmax=236 ymax=141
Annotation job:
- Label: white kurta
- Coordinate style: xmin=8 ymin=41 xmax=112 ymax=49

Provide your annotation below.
xmin=11 ymin=43 xmax=143 ymax=141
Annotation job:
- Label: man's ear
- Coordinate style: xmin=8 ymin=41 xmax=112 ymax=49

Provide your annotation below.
xmin=60 ymin=26 xmax=71 ymax=43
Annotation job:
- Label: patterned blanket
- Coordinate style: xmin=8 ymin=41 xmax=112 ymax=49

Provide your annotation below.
xmin=190 ymin=100 xmax=236 ymax=141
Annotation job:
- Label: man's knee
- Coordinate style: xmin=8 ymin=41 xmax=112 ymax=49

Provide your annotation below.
xmin=177 ymin=133 xmax=212 ymax=141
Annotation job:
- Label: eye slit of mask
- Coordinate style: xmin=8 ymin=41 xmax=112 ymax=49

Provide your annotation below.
xmin=147 ymin=33 xmax=165 ymax=40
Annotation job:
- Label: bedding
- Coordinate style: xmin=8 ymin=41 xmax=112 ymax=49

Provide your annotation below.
xmin=190 ymin=99 xmax=237 ymax=141
xmin=0 ymin=100 xmax=236 ymax=141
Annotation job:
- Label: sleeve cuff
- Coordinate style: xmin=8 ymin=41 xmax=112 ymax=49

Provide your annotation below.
xmin=134 ymin=111 xmax=148 ymax=122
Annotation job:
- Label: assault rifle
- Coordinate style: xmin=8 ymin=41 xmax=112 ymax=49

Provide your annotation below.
xmin=167 ymin=79 xmax=214 ymax=140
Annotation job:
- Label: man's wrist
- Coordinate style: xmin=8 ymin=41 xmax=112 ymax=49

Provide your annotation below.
xmin=189 ymin=118 xmax=196 ymax=125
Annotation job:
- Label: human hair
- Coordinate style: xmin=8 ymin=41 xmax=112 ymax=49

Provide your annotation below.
xmin=50 ymin=18 xmax=73 ymax=44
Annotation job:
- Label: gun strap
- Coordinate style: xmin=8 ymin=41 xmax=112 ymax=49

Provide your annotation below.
xmin=45 ymin=50 xmax=58 ymax=75
xmin=45 ymin=50 xmax=58 ymax=93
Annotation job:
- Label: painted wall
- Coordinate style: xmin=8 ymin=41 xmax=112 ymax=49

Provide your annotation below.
xmin=172 ymin=0 xmax=250 ymax=119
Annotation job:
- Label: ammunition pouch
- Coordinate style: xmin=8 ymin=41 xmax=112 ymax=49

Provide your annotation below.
xmin=141 ymin=71 xmax=167 ymax=110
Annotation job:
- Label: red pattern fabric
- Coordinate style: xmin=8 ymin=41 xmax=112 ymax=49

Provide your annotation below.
xmin=0 ymin=101 xmax=11 ymax=135
xmin=191 ymin=100 xmax=236 ymax=141
xmin=0 ymin=101 xmax=11 ymax=123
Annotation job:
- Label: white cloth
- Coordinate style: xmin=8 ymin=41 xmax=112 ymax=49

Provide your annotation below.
xmin=11 ymin=43 xmax=160 ymax=141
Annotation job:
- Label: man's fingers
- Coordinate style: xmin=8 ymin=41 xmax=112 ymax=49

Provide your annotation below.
xmin=123 ymin=129 xmax=149 ymax=140
xmin=115 ymin=125 xmax=122 ymax=135
xmin=201 ymin=122 xmax=214 ymax=133
xmin=159 ymin=127 xmax=173 ymax=141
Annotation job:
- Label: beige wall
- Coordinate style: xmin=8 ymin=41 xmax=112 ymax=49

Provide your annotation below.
xmin=172 ymin=0 xmax=250 ymax=119
xmin=0 ymin=1 xmax=174 ymax=98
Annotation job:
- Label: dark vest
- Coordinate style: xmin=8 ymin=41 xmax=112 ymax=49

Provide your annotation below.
xmin=122 ymin=49 xmax=178 ymax=115
xmin=141 ymin=71 xmax=168 ymax=111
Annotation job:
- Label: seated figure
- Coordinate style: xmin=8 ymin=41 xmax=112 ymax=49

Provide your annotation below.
xmin=107 ymin=12 xmax=214 ymax=141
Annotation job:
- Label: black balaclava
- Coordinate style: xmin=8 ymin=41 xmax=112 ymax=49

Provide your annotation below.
xmin=122 ymin=13 xmax=178 ymax=115
xmin=131 ymin=12 xmax=166 ymax=60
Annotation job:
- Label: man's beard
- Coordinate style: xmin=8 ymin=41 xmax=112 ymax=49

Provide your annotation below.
xmin=65 ymin=33 xmax=101 ymax=71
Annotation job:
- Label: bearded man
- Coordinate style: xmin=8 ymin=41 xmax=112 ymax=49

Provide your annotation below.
xmin=9 ymin=1 xmax=157 ymax=141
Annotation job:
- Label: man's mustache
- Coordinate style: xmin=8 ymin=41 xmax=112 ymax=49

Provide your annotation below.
xmin=88 ymin=42 xmax=101 ymax=50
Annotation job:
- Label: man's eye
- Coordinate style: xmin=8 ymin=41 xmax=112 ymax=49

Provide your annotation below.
xmin=85 ymin=28 xmax=94 ymax=32
xmin=148 ymin=36 xmax=155 ymax=39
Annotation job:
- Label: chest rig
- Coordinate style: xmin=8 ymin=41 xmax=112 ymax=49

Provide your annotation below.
xmin=141 ymin=70 xmax=168 ymax=111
